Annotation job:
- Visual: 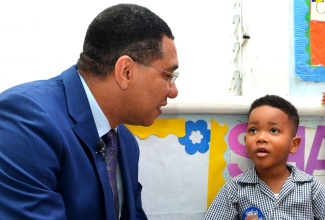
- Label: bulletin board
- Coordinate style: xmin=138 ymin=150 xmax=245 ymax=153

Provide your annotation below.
xmin=126 ymin=114 xmax=325 ymax=219
xmin=295 ymin=0 xmax=325 ymax=81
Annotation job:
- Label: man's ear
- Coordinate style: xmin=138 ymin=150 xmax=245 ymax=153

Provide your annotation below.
xmin=114 ymin=55 xmax=133 ymax=89
xmin=290 ymin=136 xmax=301 ymax=154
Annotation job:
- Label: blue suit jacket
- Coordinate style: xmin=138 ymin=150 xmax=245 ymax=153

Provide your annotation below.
xmin=0 ymin=65 xmax=148 ymax=220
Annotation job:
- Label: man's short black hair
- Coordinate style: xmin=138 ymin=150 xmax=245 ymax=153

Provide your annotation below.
xmin=77 ymin=4 xmax=174 ymax=77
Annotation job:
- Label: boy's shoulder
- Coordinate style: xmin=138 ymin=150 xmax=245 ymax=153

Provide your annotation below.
xmin=289 ymin=164 xmax=325 ymax=190
xmin=221 ymin=167 xmax=258 ymax=190
xmin=228 ymin=164 xmax=320 ymax=184
xmin=289 ymin=164 xmax=314 ymax=182
xmin=230 ymin=166 xmax=259 ymax=184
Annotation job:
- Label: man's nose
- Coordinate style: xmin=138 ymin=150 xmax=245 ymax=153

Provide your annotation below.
xmin=168 ymin=83 xmax=178 ymax=99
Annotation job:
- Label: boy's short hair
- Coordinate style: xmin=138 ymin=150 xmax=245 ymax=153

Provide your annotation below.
xmin=248 ymin=95 xmax=299 ymax=136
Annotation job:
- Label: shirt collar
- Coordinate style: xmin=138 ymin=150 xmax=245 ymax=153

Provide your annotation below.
xmin=238 ymin=164 xmax=313 ymax=184
xmin=78 ymin=72 xmax=111 ymax=137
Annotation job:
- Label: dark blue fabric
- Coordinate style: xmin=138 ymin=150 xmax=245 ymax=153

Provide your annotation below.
xmin=0 ymin=65 xmax=148 ymax=220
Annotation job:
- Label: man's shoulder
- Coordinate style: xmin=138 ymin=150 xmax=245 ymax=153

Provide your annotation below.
xmin=0 ymin=66 xmax=75 ymax=100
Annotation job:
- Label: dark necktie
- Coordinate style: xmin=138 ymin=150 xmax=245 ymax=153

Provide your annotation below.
xmin=102 ymin=129 xmax=119 ymax=220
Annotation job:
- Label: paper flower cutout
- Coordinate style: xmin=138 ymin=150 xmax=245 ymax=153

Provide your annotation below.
xmin=178 ymin=120 xmax=210 ymax=155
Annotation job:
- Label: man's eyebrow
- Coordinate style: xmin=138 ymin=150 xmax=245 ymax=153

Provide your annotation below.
xmin=167 ymin=64 xmax=179 ymax=72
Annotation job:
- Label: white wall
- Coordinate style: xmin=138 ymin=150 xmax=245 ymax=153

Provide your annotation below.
xmin=0 ymin=0 xmax=235 ymax=103
xmin=241 ymin=0 xmax=291 ymax=97
xmin=2 ymin=0 xmax=324 ymax=103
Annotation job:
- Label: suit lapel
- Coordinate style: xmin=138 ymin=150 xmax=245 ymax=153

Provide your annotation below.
xmin=61 ymin=66 xmax=115 ymax=220
xmin=118 ymin=130 xmax=135 ymax=220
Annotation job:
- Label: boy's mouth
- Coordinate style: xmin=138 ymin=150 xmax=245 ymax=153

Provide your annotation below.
xmin=255 ymin=147 xmax=269 ymax=157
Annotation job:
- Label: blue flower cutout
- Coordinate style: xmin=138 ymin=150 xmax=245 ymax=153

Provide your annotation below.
xmin=178 ymin=120 xmax=210 ymax=155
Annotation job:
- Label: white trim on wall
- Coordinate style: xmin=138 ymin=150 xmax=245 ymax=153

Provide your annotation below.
xmin=163 ymin=96 xmax=325 ymax=116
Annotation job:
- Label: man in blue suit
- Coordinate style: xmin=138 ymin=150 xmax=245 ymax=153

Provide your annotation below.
xmin=0 ymin=4 xmax=179 ymax=220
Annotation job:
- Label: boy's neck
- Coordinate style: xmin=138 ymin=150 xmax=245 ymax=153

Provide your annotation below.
xmin=256 ymin=165 xmax=291 ymax=194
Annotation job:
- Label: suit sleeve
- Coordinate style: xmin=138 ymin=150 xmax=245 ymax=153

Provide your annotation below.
xmin=0 ymin=92 xmax=66 ymax=219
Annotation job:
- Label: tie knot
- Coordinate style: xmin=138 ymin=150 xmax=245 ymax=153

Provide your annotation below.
xmin=108 ymin=129 xmax=117 ymax=140
xmin=102 ymin=129 xmax=118 ymax=148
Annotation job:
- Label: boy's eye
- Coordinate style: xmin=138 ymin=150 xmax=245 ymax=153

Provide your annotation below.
xmin=270 ymin=128 xmax=279 ymax=134
xmin=248 ymin=128 xmax=257 ymax=133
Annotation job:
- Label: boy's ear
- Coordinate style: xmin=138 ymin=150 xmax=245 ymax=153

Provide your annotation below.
xmin=290 ymin=136 xmax=301 ymax=154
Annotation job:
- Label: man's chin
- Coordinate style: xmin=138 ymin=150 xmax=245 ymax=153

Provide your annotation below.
xmin=126 ymin=117 xmax=156 ymax=127
xmin=141 ymin=119 xmax=156 ymax=127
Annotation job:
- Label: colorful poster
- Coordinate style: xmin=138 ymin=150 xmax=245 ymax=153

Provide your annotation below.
xmin=295 ymin=0 xmax=325 ymax=81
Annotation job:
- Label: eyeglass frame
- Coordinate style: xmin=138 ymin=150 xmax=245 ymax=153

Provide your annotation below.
xmin=129 ymin=56 xmax=179 ymax=83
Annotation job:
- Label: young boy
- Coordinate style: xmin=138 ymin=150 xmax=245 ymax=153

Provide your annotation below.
xmin=204 ymin=94 xmax=325 ymax=220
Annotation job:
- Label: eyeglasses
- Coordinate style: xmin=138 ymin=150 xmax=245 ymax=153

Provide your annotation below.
xmin=131 ymin=57 xmax=179 ymax=83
